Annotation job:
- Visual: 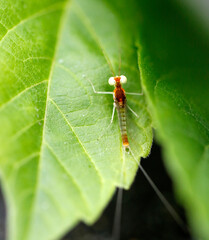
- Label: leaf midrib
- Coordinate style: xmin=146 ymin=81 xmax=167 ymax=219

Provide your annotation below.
xmin=24 ymin=1 xmax=70 ymax=238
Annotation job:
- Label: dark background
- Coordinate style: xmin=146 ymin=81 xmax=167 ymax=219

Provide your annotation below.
xmin=0 ymin=142 xmax=191 ymax=240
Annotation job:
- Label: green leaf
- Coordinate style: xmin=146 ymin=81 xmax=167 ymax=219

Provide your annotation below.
xmin=0 ymin=0 xmax=152 ymax=239
xmin=137 ymin=0 xmax=209 ymax=239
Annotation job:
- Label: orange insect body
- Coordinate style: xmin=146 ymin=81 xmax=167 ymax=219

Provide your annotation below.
xmin=114 ymin=79 xmax=126 ymax=105
xmin=113 ymin=76 xmax=129 ymax=148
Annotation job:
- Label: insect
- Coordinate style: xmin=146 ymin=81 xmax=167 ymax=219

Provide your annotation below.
xmin=89 ymin=74 xmax=187 ymax=240
xmin=89 ymin=74 xmax=142 ymax=151
xmin=89 ymin=74 xmax=143 ymax=240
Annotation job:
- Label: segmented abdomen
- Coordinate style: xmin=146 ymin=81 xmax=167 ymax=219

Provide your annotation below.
xmin=116 ymin=102 xmax=129 ymax=147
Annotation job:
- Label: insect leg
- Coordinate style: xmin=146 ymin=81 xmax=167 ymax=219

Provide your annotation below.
xmin=110 ymin=103 xmax=116 ymax=123
xmin=126 ymin=104 xmax=139 ymax=118
xmin=97 ymin=103 xmax=116 ymax=141
xmin=126 ymin=92 xmax=143 ymax=96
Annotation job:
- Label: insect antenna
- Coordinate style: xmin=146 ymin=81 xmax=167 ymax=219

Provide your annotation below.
xmin=117 ymin=34 xmax=122 ymax=76
xmin=118 ymin=46 xmax=122 ymax=76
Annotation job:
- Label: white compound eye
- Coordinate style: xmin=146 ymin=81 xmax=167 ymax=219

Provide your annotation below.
xmin=120 ymin=75 xmax=127 ymax=84
xmin=108 ymin=77 xmax=115 ymax=85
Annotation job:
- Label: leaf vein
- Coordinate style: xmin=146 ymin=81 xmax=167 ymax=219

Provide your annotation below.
xmin=49 ymin=98 xmax=104 ymax=184
xmin=45 ymin=142 xmax=92 ymax=214
xmin=0 ymin=80 xmax=47 ymax=112
xmin=73 ymin=4 xmax=115 ymax=76
xmin=0 ymin=2 xmax=65 ymax=45
xmin=10 ymin=119 xmax=44 ymax=143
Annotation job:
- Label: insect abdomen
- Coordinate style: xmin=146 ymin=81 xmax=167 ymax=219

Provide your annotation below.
xmin=117 ymin=103 xmax=129 ymax=148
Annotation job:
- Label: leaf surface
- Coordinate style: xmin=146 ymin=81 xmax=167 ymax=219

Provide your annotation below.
xmin=0 ymin=0 xmax=152 ymax=239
